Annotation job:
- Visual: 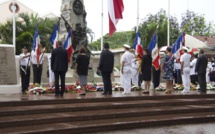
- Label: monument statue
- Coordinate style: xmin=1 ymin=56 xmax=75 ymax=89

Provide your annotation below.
xmin=60 ymin=0 xmax=90 ymax=68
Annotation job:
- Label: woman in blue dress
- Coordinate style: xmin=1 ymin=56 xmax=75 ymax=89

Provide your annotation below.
xmin=161 ymin=47 xmax=174 ymax=94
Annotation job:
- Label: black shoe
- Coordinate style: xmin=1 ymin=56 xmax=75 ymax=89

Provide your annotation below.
xmin=102 ymin=92 xmax=107 ymax=95
xmin=55 ymin=94 xmax=59 ymax=97
xmin=60 ymin=94 xmax=64 ymax=97
xmin=108 ymin=93 xmax=112 ymax=95
xmin=80 ymin=93 xmax=86 ymax=96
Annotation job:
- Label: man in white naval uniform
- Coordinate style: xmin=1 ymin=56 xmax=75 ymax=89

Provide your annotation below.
xmin=180 ymin=48 xmax=191 ymax=93
xmin=120 ymin=44 xmax=134 ymax=94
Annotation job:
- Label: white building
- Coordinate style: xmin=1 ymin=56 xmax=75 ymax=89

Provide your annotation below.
xmin=0 ymin=0 xmax=36 ymax=23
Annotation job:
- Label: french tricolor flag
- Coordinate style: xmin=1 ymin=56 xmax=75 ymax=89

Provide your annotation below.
xmin=108 ymin=0 xmax=124 ymax=36
xmin=32 ymin=27 xmax=41 ymax=64
xmin=148 ymin=33 xmax=160 ymax=70
xmin=64 ymin=32 xmax=73 ymax=62
xmin=133 ymin=31 xmax=143 ymax=58
xmin=50 ymin=23 xmax=59 ymax=48
xmin=172 ymin=33 xmax=185 ymax=61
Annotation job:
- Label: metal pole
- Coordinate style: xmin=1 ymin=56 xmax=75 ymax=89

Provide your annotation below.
xmin=101 ymin=0 xmax=104 ymax=51
xmin=136 ymin=0 xmax=139 ymax=32
xmin=12 ymin=0 xmax=16 ymax=54
xmin=167 ymin=0 xmax=170 ymax=46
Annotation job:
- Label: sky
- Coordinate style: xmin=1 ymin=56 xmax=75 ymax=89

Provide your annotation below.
xmin=1 ymin=0 xmax=215 ymax=40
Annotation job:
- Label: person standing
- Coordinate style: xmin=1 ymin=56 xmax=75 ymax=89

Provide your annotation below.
xmin=174 ymin=60 xmax=182 ymax=85
xmin=51 ymin=41 xmax=68 ymax=97
xmin=141 ymin=49 xmax=152 ymax=94
xmin=75 ymin=47 xmax=90 ymax=95
xmin=161 ymin=47 xmax=174 ymax=94
xmin=131 ymin=55 xmax=139 ymax=87
xmin=120 ymin=44 xmax=134 ymax=94
xmin=31 ymin=47 xmax=45 ymax=85
xmin=180 ymin=48 xmax=191 ymax=93
xmin=190 ymin=54 xmax=198 ymax=86
xmin=20 ymin=46 xmax=31 ymax=93
xmin=195 ymin=49 xmax=208 ymax=93
xmin=98 ymin=43 xmax=114 ymax=95
xmin=48 ymin=47 xmax=55 ymax=87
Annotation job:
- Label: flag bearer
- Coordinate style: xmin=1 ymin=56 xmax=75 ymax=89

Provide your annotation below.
xmin=20 ymin=46 xmax=31 ymax=93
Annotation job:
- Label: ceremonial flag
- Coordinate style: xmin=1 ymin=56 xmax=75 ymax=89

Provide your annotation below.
xmin=50 ymin=23 xmax=59 ymax=48
xmin=172 ymin=33 xmax=185 ymax=61
xmin=133 ymin=31 xmax=143 ymax=58
xmin=148 ymin=33 xmax=160 ymax=89
xmin=108 ymin=0 xmax=124 ymax=36
xmin=148 ymin=33 xmax=160 ymax=70
xmin=32 ymin=27 xmax=41 ymax=63
xmin=64 ymin=32 xmax=73 ymax=62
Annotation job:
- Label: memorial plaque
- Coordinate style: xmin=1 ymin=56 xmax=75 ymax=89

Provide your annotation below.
xmin=0 ymin=45 xmax=17 ymax=85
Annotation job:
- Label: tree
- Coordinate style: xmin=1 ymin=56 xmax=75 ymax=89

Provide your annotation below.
xmin=137 ymin=9 xmax=180 ymax=48
xmin=181 ymin=10 xmax=209 ymax=36
xmin=89 ymin=31 xmax=133 ymax=50
xmin=0 ymin=13 xmax=58 ymax=54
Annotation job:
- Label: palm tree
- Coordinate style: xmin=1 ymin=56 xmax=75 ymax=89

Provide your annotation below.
xmin=0 ymin=13 xmax=58 ymax=54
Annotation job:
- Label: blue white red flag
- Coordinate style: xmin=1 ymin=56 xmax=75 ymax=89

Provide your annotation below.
xmin=133 ymin=31 xmax=143 ymax=58
xmin=32 ymin=27 xmax=41 ymax=63
xmin=50 ymin=23 xmax=59 ymax=48
xmin=172 ymin=33 xmax=185 ymax=61
xmin=64 ymin=32 xmax=73 ymax=62
xmin=148 ymin=33 xmax=160 ymax=70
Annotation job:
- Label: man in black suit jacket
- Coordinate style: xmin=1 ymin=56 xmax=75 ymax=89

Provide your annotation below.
xmin=195 ymin=49 xmax=208 ymax=93
xmin=98 ymin=43 xmax=114 ymax=95
xmin=51 ymin=41 xmax=68 ymax=97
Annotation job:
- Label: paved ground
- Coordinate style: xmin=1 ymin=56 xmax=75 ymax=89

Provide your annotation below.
xmin=98 ymin=123 xmax=215 ymax=134
xmin=0 ymin=90 xmax=215 ymax=102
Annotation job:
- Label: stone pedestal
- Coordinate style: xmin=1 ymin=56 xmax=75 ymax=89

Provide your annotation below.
xmin=0 ymin=45 xmax=21 ymax=94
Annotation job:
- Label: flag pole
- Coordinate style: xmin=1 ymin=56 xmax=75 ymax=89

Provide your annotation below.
xmin=136 ymin=0 xmax=139 ymax=32
xmin=101 ymin=0 xmax=104 ymax=51
xmin=167 ymin=0 xmax=170 ymax=46
xmin=12 ymin=0 xmax=16 ymax=54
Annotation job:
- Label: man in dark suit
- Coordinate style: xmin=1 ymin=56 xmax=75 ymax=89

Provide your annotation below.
xmin=51 ymin=41 xmax=68 ymax=97
xmin=98 ymin=43 xmax=114 ymax=95
xmin=195 ymin=49 xmax=208 ymax=93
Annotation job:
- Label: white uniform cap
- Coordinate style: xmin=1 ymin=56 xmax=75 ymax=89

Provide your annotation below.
xmin=123 ymin=44 xmax=130 ymax=49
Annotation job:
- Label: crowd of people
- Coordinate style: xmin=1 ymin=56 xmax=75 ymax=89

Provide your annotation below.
xmin=19 ymin=41 xmax=215 ymax=96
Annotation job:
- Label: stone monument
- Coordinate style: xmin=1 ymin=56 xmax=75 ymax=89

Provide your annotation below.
xmin=60 ymin=0 xmax=90 ymax=67
xmin=0 ymin=45 xmax=20 ymax=94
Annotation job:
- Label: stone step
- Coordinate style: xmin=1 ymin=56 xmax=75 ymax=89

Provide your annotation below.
xmin=0 ymin=104 xmax=215 ymax=129
xmin=1 ymin=94 xmax=215 ymax=107
xmin=1 ymin=98 xmax=215 ymax=116
xmin=1 ymin=112 xmax=215 ymax=134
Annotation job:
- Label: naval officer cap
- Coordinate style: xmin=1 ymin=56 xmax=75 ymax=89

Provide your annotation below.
xmin=123 ymin=44 xmax=130 ymax=49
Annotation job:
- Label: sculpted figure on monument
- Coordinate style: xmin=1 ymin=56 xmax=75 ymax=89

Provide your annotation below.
xmin=73 ymin=0 xmax=83 ymax=15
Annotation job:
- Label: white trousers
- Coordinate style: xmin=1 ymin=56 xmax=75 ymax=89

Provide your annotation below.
xmin=120 ymin=66 xmax=132 ymax=93
xmin=182 ymin=67 xmax=190 ymax=91
xmin=131 ymin=69 xmax=139 ymax=87
xmin=49 ymin=67 xmax=55 ymax=86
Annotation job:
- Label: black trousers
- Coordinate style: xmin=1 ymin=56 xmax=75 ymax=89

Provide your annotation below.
xmin=102 ymin=71 xmax=112 ymax=94
xmin=20 ymin=66 xmax=30 ymax=93
xmin=32 ymin=64 xmax=43 ymax=85
xmin=191 ymin=75 xmax=198 ymax=85
xmin=138 ymin=73 xmax=143 ymax=87
xmin=198 ymin=73 xmax=206 ymax=92
xmin=54 ymin=71 xmax=66 ymax=95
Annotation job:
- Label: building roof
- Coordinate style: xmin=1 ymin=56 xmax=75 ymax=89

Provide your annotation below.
xmin=193 ymin=36 xmax=215 ymax=47
xmin=0 ymin=0 xmax=36 ymax=23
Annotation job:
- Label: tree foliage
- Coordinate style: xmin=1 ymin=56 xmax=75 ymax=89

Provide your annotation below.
xmin=181 ymin=10 xmax=209 ymax=36
xmin=138 ymin=9 xmax=180 ymax=48
xmin=0 ymin=13 xmax=58 ymax=54
xmin=89 ymin=31 xmax=134 ymax=50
